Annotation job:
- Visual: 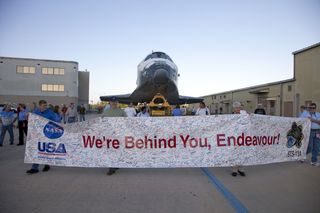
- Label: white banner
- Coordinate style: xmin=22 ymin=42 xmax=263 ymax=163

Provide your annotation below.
xmin=24 ymin=113 xmax=311 ymax=168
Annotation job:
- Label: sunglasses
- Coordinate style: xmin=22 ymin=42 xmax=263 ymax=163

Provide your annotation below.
xmin=309 ymin=107 xmax=316 ymax=109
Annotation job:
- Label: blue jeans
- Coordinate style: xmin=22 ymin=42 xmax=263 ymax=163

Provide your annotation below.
xmin=307 ymin=130 xmax=320 ymax=163
xmin=68 ymin=116 xmax=76 ymax=123
xmin=62 ymin=114 xmax=66 ymax=124
xmin=79 ymin=114 xmax=85 ymax=122
xmin=0 ymin=124 xmax=14 ymax=145
xmin=31 ymin=164 xmax=49 ymax=171
xmin=32 ymin=164 xmax=40 ymax=170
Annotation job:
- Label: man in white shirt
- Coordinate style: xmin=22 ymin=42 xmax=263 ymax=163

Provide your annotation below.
xmin=137 ymin=107 xmax=150 ymax=117
xmin=124 ymin=103 xmax=137 ymax=117
xmin=195 ymin=102 xmax=210 ymax=116
xmin=307 ymin=103 xmax=320 ymax=166
xmin=66 ymin=103 xmax=78 ymax=123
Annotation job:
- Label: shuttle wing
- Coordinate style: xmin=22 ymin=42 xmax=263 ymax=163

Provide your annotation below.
xmin=100 ymin=94 xmax=203 ymax=105
xmin=100 ymin=94 xmax=133 ymax=104
xmin=178 ymin=95 xmax=204 ymax=104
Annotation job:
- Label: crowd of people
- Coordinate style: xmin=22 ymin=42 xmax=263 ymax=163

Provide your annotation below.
xmin=0 ymin=99 xmax=319 ymax=176
xmin=0 ymin=101 xmax=87 ymax=148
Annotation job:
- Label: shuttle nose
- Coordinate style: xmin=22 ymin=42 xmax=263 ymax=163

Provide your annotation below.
xmin=153 ymin=69 xmax=169 ymax=84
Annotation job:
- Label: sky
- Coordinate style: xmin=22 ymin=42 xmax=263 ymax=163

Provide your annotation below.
xmin=0 ymin=0 xmax=319 ymax=103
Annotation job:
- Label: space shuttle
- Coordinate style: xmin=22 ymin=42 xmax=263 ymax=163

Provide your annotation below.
xmin=100 ymin=52 xmax=203 ymax=104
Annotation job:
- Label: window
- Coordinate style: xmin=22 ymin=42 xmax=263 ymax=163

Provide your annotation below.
xmin=288 ymin=85 xmax=292 ymax=92
xmin=59 ymin=68 xmax=64 ymax=75
xmin=48 ymin=68 xmax=53 ymax=75
xmin=23 ymin=66 xmax=29 ymax=73
xmin=53 ymin=84 xmax=59 ymax=91
xmin=41 ymin=84 xmax=65 ymax=92
xmin=42 ymin=68 xmax=48 ymax=74
xmin=29 ymin=67 xmax=35 ymax=73
xmin=16 ymin=66 xmax=36 ymax=74
xmin=42 ymin=84 xmax=48 ymax=91
xmin=17 ymin=66 xmax=23 ymax=73
xmin=59 ymin=84 xmax=64 ymax=91
xmin=42 ymin=67 xmax=64 ymax=75
xmin=54 ymin=68 xmax=60 ymax=75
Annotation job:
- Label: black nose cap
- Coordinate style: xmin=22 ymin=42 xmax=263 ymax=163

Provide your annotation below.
xmin=153 ymin=69 xmax=169 ymax=84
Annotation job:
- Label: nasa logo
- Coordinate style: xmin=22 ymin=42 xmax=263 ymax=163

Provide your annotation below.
xmin=38 ymin=142 xmax=67 ymax=154
xmin=43 ymin=121 xmax=64 ymax=139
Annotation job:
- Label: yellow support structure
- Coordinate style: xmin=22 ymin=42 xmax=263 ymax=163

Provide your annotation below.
xmin=148 ymin=93 xmax=172 ymax=116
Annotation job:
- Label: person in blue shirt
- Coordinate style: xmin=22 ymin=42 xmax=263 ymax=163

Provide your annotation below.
xmin=0 ymin=105 xmax=17 ymax=146
xmin=26 ymin=100 xmax=61 ymax=174
xmin=17 ymin=103 xmax=29 ymax=146
xmin=307 ymin=103 xmax=320 ymax=166
xmin=172 ymin=104 xmax=183 ymax=116
xmin=299 ymin=105 xmax=309 ymax=118
xmin=53 ymin=105 xmax=63 ymax=123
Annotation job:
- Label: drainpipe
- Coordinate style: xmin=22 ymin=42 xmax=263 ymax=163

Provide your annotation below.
xmin=280 ymin=83 xmax=283 ymax=116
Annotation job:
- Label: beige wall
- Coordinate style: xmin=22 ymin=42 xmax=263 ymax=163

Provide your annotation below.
xmin=201 ymin=81 xmax=294 ymax=116
xmin=294 ymin=45 xmax=320 ymax=113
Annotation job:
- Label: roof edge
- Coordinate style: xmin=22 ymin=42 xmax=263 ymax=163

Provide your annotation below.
xmin=0 ymin=56 xmax=78 ymax=64
xmin=202 ymin=78 xmax=295 ymax=98
xmin=292 ymin=42 xmax=320 ymax=55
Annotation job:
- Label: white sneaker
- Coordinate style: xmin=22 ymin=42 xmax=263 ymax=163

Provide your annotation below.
xmin=310 ymin=162 xmax=320 ymax=166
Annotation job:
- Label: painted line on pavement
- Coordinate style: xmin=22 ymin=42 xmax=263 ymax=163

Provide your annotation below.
xmin=201 ymin=168 xmax=249 ymax=213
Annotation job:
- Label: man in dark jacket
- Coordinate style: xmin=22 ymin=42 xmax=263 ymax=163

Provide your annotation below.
xmin=254 ymin=104 xmax=266 ymax=115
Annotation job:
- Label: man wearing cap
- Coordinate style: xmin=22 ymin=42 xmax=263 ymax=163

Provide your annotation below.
xmin=102 ymin=96 xmax=127 ymax=175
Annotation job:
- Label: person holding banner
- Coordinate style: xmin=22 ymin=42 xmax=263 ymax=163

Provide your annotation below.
xmin=307 ymin=103 xmax=320 ymax=166
xmin=195 ymin=102 xmax=210 ymax=116
xmin=172 ymin=104 xmax=183 ymax=116
xmin=137 ymin=106 xmax=150 ymax=117
xmin=299 ymin=105 xmax=309 ymax=118
xmin=231 ymin=101 xmax=246 ymax=177
xmin=26 ymin=100 xmax=61 ymax=174
xmin=124 ymin=103 xmax=137 ymax=117
xmin=102 ymin=96 xmax=127 ymax=175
